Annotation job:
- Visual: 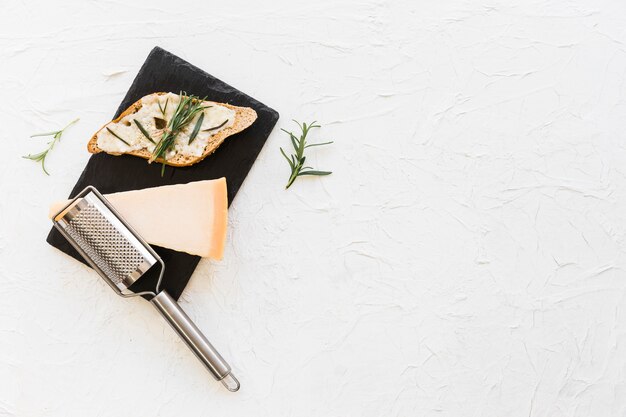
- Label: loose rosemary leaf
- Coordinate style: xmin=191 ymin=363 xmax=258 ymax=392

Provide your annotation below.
xmin=106 ymin=127 xmax=130 ymax=146
xmin=134 ymin=119 xmax=155 ymax=143
xmin=188 ymin=112 xmax=204 ymax=145
xmin=203 ymin=118 xmax=228 ymax=132
xmin=298 ymin=170 xmax=332 ymax=176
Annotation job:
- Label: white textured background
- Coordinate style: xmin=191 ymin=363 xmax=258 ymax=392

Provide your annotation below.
xmin=2 ymin=0 xmax=626 ymax=416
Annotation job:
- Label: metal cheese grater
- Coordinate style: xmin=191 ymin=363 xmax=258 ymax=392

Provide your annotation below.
xmin=52 ymin=186 xmax=240 ymax=392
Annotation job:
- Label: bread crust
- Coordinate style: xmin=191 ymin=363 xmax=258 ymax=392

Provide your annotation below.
xmin=87 ymin=92 xmax=257 ymax=167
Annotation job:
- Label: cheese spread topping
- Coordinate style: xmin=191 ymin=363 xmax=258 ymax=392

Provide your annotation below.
xmin=96 ymin=92 xmax=236 ymax=159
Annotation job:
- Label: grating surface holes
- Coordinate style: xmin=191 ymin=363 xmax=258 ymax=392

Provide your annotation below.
xmin=64 ymin=203 xmax=145 ymax=284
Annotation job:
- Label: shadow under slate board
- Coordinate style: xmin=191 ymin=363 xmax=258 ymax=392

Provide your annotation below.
xmin=47 ymin=46 xmax=279 ymax=301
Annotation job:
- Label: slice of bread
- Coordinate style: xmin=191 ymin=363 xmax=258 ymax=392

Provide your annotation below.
xmin=87 ymin=92 xmax=257 ymax=167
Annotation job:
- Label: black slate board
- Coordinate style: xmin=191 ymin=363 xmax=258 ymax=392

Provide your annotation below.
xmin=47 ymin=46 xmax=279 ymax=300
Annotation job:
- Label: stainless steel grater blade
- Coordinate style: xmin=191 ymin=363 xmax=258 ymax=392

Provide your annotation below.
xmin=54 ymin=191 xmax=157 ymax=291
xmin=52 ymin=186 xmax=240 ymax=392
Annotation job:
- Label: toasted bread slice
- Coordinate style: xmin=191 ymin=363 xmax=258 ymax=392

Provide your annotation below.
xmin=88 ymin=92 xmax=257 ymax=167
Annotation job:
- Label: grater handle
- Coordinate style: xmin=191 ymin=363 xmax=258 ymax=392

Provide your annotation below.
xmin=150 ymin=291 xmax=240 ymax=392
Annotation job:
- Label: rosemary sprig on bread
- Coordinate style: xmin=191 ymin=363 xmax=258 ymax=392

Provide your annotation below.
xmin=149 ymin=93 xmax=209 ymax=175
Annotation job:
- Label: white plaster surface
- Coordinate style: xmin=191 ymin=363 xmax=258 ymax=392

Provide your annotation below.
xmin=2 ymin=0 xmax=626 ymax=415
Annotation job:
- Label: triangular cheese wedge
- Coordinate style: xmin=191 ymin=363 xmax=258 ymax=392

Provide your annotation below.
xmin=49 ymin=179 xmax=228 ymax=259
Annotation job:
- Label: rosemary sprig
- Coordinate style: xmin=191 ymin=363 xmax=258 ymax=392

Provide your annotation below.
xmin=23 ymin=118 xmax=79 ymax=175
xmin=280 ymin=120 xmax=332 ymax=189
xmin=134 ymin=119 xmax=155 ymax=144
xmin=150 ymin=92 xmax=208 ymax=176
xmin=106 ymin=127 xmax=130 ymax=146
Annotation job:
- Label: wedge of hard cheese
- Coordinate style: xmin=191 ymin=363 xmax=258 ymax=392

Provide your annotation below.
xmin=49 ymin=179 xmax=228 ymax=259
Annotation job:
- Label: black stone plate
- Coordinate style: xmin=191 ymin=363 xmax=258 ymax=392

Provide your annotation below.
xmin=47 ymin=46 xmax=279 ymax=300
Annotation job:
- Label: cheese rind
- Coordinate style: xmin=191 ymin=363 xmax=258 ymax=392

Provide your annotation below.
xmin=49 ymin=179 xmax=228 ymax=259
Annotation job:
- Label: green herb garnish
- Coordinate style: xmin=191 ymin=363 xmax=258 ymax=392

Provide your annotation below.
xmin=106 ymin=127 xmax=130 ymax=146
xmin=203 ymin=118 xmax=228 ymax=132
xmin=280 ymin=120 xmax=333 ymax=189
xmin=134 ymin=119 xmax=155 ymax=144
xmin=23 ymin=118 xmax=79 ymax=175
xmin=187 ymin=112 xmax=204 ymax=145
xmin=158 ymin=97 xmax=169 ymax=116
xmin=151 ymin=92 xmax=208 ymax=176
